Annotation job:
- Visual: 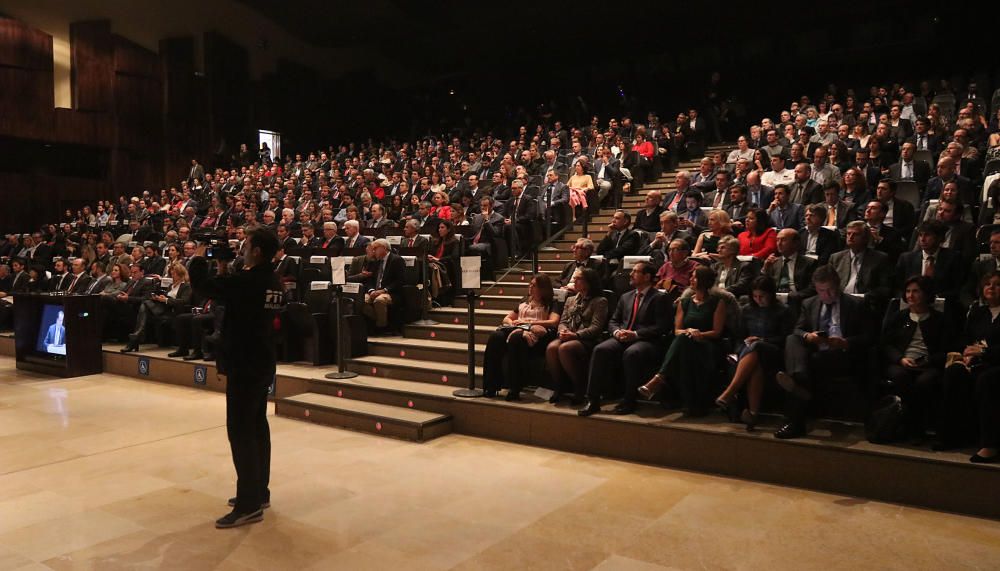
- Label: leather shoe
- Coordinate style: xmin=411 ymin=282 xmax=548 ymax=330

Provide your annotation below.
xmin=577 ymin=401 xmax=601 ymax=417
xmin=202 ymin=354 xmax=215 ymax=362
xmin=119 ymin=345 xmax=137 ymax=353
xmin=167 ymin=349 xmax=189 ymax=358
xmin=970 ymin=452 xmax=999 ymax=464
xmin=183 ymin=352 xmax=204 ymax=361
xmin=774 ymin=422 xmax=807 ymax=439
xmin=611 ymin=403 xmax=636 ymax=415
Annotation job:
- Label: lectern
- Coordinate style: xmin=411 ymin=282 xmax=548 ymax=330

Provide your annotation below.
xmin=14 ymin=294 xmax=103 ymax=377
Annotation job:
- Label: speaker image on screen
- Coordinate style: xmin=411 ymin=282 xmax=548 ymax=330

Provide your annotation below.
xmin=35 ymin=304 xmax=68 ymax=357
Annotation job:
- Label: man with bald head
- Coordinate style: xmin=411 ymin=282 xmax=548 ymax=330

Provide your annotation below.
xmin=924 ymin=156 xmax=973 ymax=205
xmin=788 ymin=162 xmax=823 ymax=205
xmin=634 ymin=190 xmax=663 ymax=232
xmin=762 ymin=228 xmax=817 ymax=307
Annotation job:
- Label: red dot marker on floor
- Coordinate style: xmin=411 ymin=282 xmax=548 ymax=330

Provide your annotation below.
xmin=480 ymin=301 xmax=485 ymax=307
xmin=375 ymin=422 xmax=383 ymax=431
xmin=442 ymin=375 xmax=448 ymax=383
xmin=400 ymin=350 xmax=406 ymax=357
xmin=430 ymin=332 xmax=436 ymax=338
xmin=336 ymin=390 xmax=343 ymax=397
xmin=454 ymin=318 xmax=460 ymax=324
xmin=556 ymin=254 xmax=561 ymax=259
xmin=407 ymin=400 xmax=414 ymax=408
xmin=372 ymin=367 xmax=378 ymax=374
xmin=304 ymin=409 xmax=310 ymax=418
xmin=499 ymin=288 xmax=504 ymax=295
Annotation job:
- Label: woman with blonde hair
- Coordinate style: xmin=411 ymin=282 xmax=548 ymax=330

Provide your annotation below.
xmin=692 ymin=209 xmax=734 ymax=260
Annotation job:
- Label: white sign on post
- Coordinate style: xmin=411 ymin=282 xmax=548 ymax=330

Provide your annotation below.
xmin=460 ymin=256 xmax=481 ymax=290
xmin=341 ymin=282 xmax=361 ymax=294
xmin=330 ymin=256 xmax=349 ymax=285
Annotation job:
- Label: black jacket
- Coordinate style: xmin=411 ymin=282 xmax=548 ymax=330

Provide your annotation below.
xmin=596 ymin=228 xmax=641 ymax=262
xmin=366 ymin=252 xmax=406 ymax=300
xmin=881 ymin=308 xmax=952 ymax=368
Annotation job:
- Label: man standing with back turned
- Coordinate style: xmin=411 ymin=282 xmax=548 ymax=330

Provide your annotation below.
xmin=190 ymin=228 xmax=283 ymax=529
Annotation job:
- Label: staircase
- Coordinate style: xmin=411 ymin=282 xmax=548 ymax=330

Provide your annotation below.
xmin=275 ymin=147 xmax=731 ymax=441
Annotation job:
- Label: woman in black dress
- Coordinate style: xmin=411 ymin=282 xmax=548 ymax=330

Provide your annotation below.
xmin=715 ymin=276 xmax=793 ymax=430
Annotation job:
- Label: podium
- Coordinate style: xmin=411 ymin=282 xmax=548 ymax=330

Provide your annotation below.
xmin=13 ymin=294 xmax=103 ymax=378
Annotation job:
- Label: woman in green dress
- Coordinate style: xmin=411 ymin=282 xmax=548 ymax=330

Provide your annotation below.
xmin=638 ymin=266 xmax=727 ymax=415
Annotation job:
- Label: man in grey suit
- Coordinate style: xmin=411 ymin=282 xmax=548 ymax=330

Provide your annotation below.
xmin=538 ymin=170 xmax=570 ymax=230
xmin=399 ymin=220 xmax=430 ymax=250
xmin=828 ymin=221 xmax=892 ymax=309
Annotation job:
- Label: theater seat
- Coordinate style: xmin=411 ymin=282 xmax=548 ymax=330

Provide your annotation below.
xmin=282 ymin=301 xmax=332 ymax=365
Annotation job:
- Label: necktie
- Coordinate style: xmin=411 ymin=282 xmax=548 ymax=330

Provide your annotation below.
xmin=513 ymin=198 xmax=520 ymax=219
xmin=54 ymin=326 xmax=60 ymax=346
xmin=917 ymin=135 xmax=925 ymax=150
xmin=776 ymin=208 xmax=785 ymax=229
xmin=69 ymin=274 xmax=80 ymax=292
xmin=778 ymin=258 xmax=791 ymax=291
xmin=376 ymin=259 xmax=385 ymax=289
xmin=902 ymin=162 xmax=912 ymax=179
xmin=625 ymin=292 xmax=643 ymax=330
xmin=845 ymin=255 xmax=861 ymax=293
xmin=408 ymin=238 xmax=415 ymax=247
xmin=819 ymin=303 xmax=832 ymax=334
xmin=924 ymin=255 xmax=935 ymax=277
xmin=58 ymin=273 xmax=69 ymax=290
xmin=826 ymin=207 xmax=837 ymax=226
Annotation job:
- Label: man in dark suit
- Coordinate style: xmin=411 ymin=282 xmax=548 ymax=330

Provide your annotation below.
xmin=723 ymin=185 xmax=752 ymax=229
xmin=103 ymin=263 xmax=158 ymax=341
xmin=633 ymin=190 xmax=664 ymax=233
xmin=399 ymin=219 xmax=430 ymax=251
xmin=821 ymin=184 xmax=858 ymax=230
xmin=935 ymin=198 xmax=977 ymax=267
xmin=888 ymin=143 xmax=932 ymax=194
xmin=366 ymin=204 xmax=395 ymax=231
xmin=924 ymin=156 xmax=974 ymax=205
xmin=763 ymin=229 xmax=817 ymax=308
xmin=906 ymin=117 xmax=943 ymax=158
xmin=318 ymin=222 xmax=345 ymax=254
xmin=342 ymin=220 xmax=370 ymax=251
xmin=501 ymin=180 xmax=538 ymax=257
xmin=65 ymin=258 xmax=94 ymax=294
xmin=579 ymin=261 xmax=669 ymax=416
xmin=558 ymin=238 xmax=606 ymax=290
xmin=801 ymin=204 xmax=840 ymax=264
xmin=596 ymin=210 xmax=641 ymax=270
xmin=828 ymin=221 xmax=892 ymax=309
xmin=788 ymin=163 xmax=824 ymax=205
xmin=43 ymin=310 xmax=66 ymax=349
xmin=774 ymin=265 xmax=873 ymax=439
xmin=82 ymin=261 xmax=112 ymax=296
xmin=538 ymin=171 xmax=570 ymax=230
xmin=639 ymin=211 xmax=694 ymax=268
xmin=275 ymin=224 xmax=298 ymax=254
xmin=362 ymin=239 xmax=406 ymax=333
xmin=875 ymin=179 xmax=918 ymax=240
xmin=593 ymin=148 xmax=620 ymax=203
xmin=767 ymin=185 xmax=805 ymax=231
xmin=744 ymin=172 xmax=774 ymax=210
xmin=49 ymin=258 xmax=71 ymax=291
xmin=895 ymin=221 xmax=963 ymax=302
xmin=862 ymin=200 xmax=906 ymax=264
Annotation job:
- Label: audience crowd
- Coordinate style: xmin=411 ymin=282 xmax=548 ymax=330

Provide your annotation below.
xmin=3 ymin=78 xmax=1000 ymax=463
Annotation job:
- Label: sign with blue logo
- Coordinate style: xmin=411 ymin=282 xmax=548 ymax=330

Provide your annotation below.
xmin=194 ymin=365 xmax=207 ymax=386
xmin=137 ymin=357 xmax=150 ymax=376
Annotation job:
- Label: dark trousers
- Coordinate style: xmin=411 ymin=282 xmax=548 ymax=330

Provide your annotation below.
xmin=783 ymin=335 xmax=859 ymax=423
xmin=886 ymin=364 xmax=941 ymax=436
xmin=942 ymin=364 xmax=1000 ymax=448
xmin=226 ymin=372 xmax=271 ymax=513
xmin=174 ymin=312 xmax=214 ymax=352
xmin=586 ymin=337 xmax=664 ymax=405
xmin=483 ymin=328 xmax=551 ymax=394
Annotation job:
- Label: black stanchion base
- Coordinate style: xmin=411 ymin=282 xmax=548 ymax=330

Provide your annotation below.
xmin=452 ymin=388 xmax=484 ymax=398
xmin=325 ymin=371 xmax=359 ymax=380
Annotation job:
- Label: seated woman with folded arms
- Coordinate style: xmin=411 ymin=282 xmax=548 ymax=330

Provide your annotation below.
xmin=483 ymin=274 xmax=560 ymax=401
xmin=715 ymin=276 xmax=793 ymax=430
xmin=638 ymin=266 xmax=727 ymax=415
xmin=545 ymin=268 xmax=608 ymax=405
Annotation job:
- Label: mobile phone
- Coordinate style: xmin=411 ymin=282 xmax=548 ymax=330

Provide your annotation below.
xmin=816 ymin=331 xmax=829 ymax=338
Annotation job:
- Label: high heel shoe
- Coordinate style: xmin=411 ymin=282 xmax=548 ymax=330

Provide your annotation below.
xmin=637 ymin=375 xmax=665 ymax=400
xmin=715 ymin=394 xmax=734 ymax=415
xmin=740 ymin=409 xmax=758 ymax=432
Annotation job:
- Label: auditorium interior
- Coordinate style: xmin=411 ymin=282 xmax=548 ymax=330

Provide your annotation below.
xmin=1 ymin=1 xmax=999 ymax=569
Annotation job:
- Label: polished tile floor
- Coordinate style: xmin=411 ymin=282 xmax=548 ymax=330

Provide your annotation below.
xmin=2 ymin=359 xmax=999 ymax=570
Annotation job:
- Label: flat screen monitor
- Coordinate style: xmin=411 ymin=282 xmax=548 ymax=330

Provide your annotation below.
xmin=34 ymin=304 xmax=68 ymax=357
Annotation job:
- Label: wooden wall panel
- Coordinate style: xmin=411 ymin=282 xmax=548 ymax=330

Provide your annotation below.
xmin=0 ymin=67 xmax=54 ymax=140
xmin=53 ymin=108 xmax=113 ymax=147
xmin=0 ymin=173 xmax=109 ymax=233
xmin=0 ymin=17 xmax=52 ymax=71
xmin=70 ymin=20 xmax=113 ymax=112
xmin=112 ymin=36 xmax=158 ymax=78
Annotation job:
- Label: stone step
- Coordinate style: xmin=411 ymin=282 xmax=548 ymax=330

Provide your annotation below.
xmin=404 ymin=322 xmax=496 ymax=344
xmin=346 ymin=355 xmax=483 ymax=387
xmin=429 ymin=307 xmax=510 ymax=326
xmin=367 ymin=336 xmax=486 ymax=366
xmin=479 ymin=281 xmax=531 ymax=296
xmin=450 ymin=294 xmax=523 ymax=311
xmin=276 ymin=392 xmax=452 ymax=442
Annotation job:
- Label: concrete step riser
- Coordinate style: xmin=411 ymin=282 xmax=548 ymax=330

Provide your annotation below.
xmin=404 ymin=325 xmax=494 ymax=345
xmin=430 ymin=312 xmax=507 ymax=327
xmin=275 ymin=401 xmax=452 ymax=442
xmin=453 ymin=297 xmax=523 ymax=311
xmin=346 ymin=359 xmax=479 ymax=386
xmin=368 ymin=343 xmax=485 ymax=366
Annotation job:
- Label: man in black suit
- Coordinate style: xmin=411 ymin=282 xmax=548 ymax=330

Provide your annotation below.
xmin=65 ymin=258 xmax=94 ymax=294
xmin=299 ymin=224 xmax=322 ymax=248
xmin=342 ymin=220 xmax=371 ymax=251
xmin=862 ymin=199 xmax=906 ymax=264
xmin=276 ymin=224 xmax=298 ymax=254
xmin=501 ymin=179 xmax=538 ymax=257
xmin=828 ymin=221 xmax=892 ymax=309
xmin=906 ymin=117 xmax=942 ymax=158
xmin=875 ymin=179 xmax=917 ymax=240
xmin=103 ymin=263 xmax=158 ymax=341
xmin=633 ymin=190 xmax=664 ymax=233
xmin=579 ymin=261 xmax=669 ymax=416
xmin=744 ymin=171 xmax=774 ymax=210
xmin=558 ymin=238 xmax=606 ymax=291
xmin=723 ymin=185 xmax=752 ymax=230
xmin=763 ymin=229 xmax=817 ymax=308
xmin=596 ymin=210 xmax=642 ymax=291
xmin=639 ymin=211 xmax=694 ymax=268
xmin=935 ymin=198 xmax=977 ymax=267
xmin=924 ymin=156 xmax=974 ymax=205
xmin=774 ymin=265 xmax=873 ymax=439
xmin=82 ymin=261 xmax=112 ymax=296
xmin=318 ymin=222 xmax=345 ymax=254
xmin=362 ymin=239 xmax=406 ymax=333
xmin=593 ymin=147 xmax=620 ymax=203
xmin=800 ymin=204 xmax=840 ymax=264
xmin=788 ymin=163 xmax=824 ymax=205
xmin=49 ymin=258 xmax=71 ymax=291
xmin=767 ymin=185 xmax=805 ymax=231
xmin=895 ymin=221 xmax=963 ymax=302
xmin=538 ymin=170 xmax=570 ymax=230
xmin=888 ymin=142 xmax=931 ymax=194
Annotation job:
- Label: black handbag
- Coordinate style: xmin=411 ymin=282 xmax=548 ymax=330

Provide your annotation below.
xmin=865 ymin=395 xmax=906 ymax=443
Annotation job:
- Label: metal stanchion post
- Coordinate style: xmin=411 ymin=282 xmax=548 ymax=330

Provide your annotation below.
xmin=324 ymin=285 xmax=358 ymax=380
xmin=453 ymin=289 xmax=482 ymax=397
